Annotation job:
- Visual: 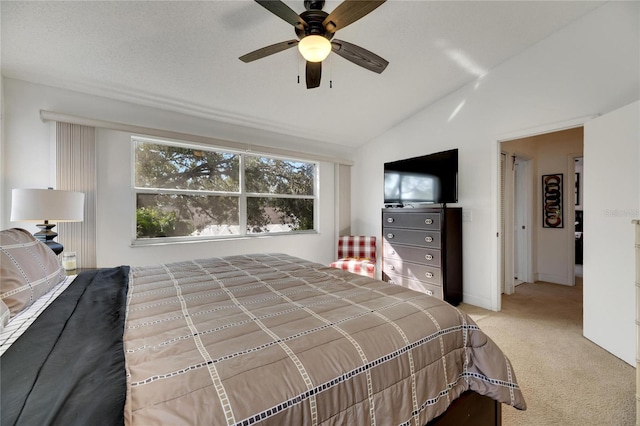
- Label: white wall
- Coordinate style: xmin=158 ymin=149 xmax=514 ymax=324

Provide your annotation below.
xmin=533 ymin=129 xmax=583 ymax=285
xmin=583 ymin=101 xmax=639 ymax=366
xmin=95 ymin=128 xmax=337 ymax=267
xmin=351 ymin=0 xmax=639 ymax=318
xmin=1 ymin=78 xmax=349 ymax=267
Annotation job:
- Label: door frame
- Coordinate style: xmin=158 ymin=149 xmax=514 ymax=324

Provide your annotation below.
xmin=494 ymin=115 xmax=595 ymax=311
xmin=566 ymin=153 xmax=583 ymax=286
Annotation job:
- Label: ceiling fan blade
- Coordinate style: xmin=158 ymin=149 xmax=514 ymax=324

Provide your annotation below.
xmin=306 ymin=61 xmax=322 ymax=89
xmin=323 ymin=0 xmax=386 ymax=33
xmin=255 ymin=0 xmax=307 ymax=30
xmin=331 ymin=39 xmax=388 ymax=73
xmin=239 ymin=39 xmax=299 ymax=63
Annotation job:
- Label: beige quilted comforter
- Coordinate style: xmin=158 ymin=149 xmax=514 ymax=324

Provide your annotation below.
xmin=123 ymin=253 xmax=525 ymax=425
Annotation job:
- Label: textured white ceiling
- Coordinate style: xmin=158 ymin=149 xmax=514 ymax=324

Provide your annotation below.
xmin=1 ymin=1 xmax=604 ymax=147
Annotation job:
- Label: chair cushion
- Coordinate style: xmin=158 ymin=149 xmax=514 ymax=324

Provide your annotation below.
xmin=329 ymin=258 xmax=376 ymax=278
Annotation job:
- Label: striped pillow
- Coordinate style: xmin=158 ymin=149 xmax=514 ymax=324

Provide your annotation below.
xmin=0 ymin=228 xmax=66 ymax=319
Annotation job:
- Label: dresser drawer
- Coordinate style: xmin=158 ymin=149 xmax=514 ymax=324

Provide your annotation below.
xmin=383 ymin=228 xmax=441 ymax=249
xmin=381 ymin=207 xmax=462 ymax=306
xmin=384 ymin=272 xmax=444 ymax=299
xmin=383 ymin=257 xmax=442 ymax=286
xmin=383 ymin=211 xmax=440 ymax=230
xmin=383 ymin=240 xmax=442 ymax=267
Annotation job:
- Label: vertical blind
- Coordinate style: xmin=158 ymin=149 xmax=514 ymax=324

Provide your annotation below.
xmin=56 ymin=122 xmax=97 ymax=268
xmin=336 ymin=163 xmax=352 ymax=237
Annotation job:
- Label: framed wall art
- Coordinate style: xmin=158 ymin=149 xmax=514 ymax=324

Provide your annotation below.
xmin=542 ymin=173 xmax=563 ymax=228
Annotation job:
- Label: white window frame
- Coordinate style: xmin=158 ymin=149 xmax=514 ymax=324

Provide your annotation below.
xmin=131 ymin=136 xmax=318 ymax=245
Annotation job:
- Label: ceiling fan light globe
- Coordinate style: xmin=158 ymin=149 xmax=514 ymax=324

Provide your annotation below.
xmin=298 ymin=35 xmax=331 ymax=62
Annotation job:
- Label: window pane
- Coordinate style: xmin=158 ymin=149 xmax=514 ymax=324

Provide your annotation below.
xmin=247 ymin=197 xmax=314 ymax=234
xmin=136 ymin=193 xmax=239 ymax=238
xmin=135 ymin=141 xmax=240 ymax=192
xmin=245 ymin=156 xmax=315 ymax=195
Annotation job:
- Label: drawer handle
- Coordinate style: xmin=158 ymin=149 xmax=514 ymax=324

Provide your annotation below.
xmin=425 ymin=236 xmax=433 ymax=243
xmin=387 ymin=265 xmax=395 ymax=270
xmin=387 ymin=233 xmax=395 ymax=239
xmin=425 ymin=254 xmax=433 ymax=261
xmin=425 ymin=272 xmax=433 ymax=278
xmin=425 ymin=218 xmax=433 ymax=225
xmin=425 ymin=289 xmax=433 ymax=296
xmin=390 ymin=250 xmax=396 ymax=255
xmin=387 ymin=217 xmax=394 ymax=223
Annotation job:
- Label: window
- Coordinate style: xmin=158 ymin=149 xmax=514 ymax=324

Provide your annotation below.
xmin=133 ymin=138 xmax=317 ymax=241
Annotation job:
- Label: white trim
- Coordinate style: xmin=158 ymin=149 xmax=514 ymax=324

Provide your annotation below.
xmin=131 ymin=230 xmax=319 ymax=247
xmin=566 ymin=153 xmax=583 ymax=286
xmin=496 ymin=115 xmax=597 ymax=142
xmin=491 ymin=138 xmax=501 ymax=311
xmin=536 ymin=273 xmax=572 ymax=286
xmin=40 ymin=109 xmax=354 ymax=166
xmin=26 ymin=72 xmax=345 ymax=146
xmin=461 ymin=292 xmax=494 ymax=310
xmin=502 ymin=151 xmax=515 ymax=296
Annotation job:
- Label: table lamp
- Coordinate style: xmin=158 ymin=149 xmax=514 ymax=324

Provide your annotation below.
xmin=10 ymin=188 xmax=85 ymax=255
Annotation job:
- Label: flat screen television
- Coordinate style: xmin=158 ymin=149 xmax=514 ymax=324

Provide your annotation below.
xmin=384 ymin=149 xmax=458 ymax=206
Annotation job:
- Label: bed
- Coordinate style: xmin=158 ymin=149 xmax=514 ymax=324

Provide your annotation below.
xmin=1 ymin=228 xmax=526 ymax=425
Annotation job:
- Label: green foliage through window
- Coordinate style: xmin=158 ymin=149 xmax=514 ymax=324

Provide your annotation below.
xmin=134 ymin=138 xmax=316 ymax=239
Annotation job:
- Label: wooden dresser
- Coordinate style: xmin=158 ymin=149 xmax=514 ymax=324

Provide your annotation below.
xmin=382 ymin=207 xmax=462 ymax=305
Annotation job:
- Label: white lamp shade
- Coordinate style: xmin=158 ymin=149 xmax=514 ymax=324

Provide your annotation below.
xmin=10 ymin=189 xmax=85 ymax=222
xmin=298 ymin=35 xmax=332 ymax=62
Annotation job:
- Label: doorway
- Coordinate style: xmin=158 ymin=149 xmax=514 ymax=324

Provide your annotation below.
xmin=499 ymin=126 xmax=584 ymax=296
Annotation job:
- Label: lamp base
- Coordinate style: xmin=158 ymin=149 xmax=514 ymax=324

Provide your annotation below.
xmin=34 ymin=222 xmax=64 ymax=255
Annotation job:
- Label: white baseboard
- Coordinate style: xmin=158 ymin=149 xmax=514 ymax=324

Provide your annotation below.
xmin=535 ymin=273 xmax=572 ymax=286
xmin=462 ymin=293 xmax=495 ymax=311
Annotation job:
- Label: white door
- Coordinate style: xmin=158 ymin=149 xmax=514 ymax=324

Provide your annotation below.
xmin=501 ymin=152 xmax=531 ymax=295
xmin=582 ymin=100 xmax=638 ymax=366
xmin=513 ymin=158 xmax=532 ymax=283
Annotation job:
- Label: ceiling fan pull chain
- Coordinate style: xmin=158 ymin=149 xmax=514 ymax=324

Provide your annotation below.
xmin=329 ymin=54 xmax=333 ymax=88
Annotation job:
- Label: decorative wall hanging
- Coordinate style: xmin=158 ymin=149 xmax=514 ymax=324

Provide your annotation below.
xmin=542 ymin=173 xmax=563 ymax=228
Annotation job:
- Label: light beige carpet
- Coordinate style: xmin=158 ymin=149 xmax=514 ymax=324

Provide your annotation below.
xmin=459 ymin=279 xmax=635 ymax=426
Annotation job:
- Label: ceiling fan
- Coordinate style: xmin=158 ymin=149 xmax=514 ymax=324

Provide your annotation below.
xmin=239 ymin=0 xmax=389 ymax=89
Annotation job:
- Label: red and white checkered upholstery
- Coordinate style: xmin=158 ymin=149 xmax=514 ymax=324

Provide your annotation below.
xmin=329 ymin=236 xmax=377 ymax=278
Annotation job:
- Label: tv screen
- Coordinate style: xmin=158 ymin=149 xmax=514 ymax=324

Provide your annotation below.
xmin=384 ymin=149 xmax=458 ymax=206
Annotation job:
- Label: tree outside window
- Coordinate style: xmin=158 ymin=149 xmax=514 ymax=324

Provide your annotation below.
xmin=134 ymin=139 xmax=316 ymax=239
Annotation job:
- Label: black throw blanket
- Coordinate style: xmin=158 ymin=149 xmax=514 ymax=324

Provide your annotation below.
xmin=1 ymin=267 xmax=129 ymax=426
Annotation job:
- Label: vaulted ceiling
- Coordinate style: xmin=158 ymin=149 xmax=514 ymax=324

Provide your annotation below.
xmin=1 ymin=1 xmax=604 ymax=147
